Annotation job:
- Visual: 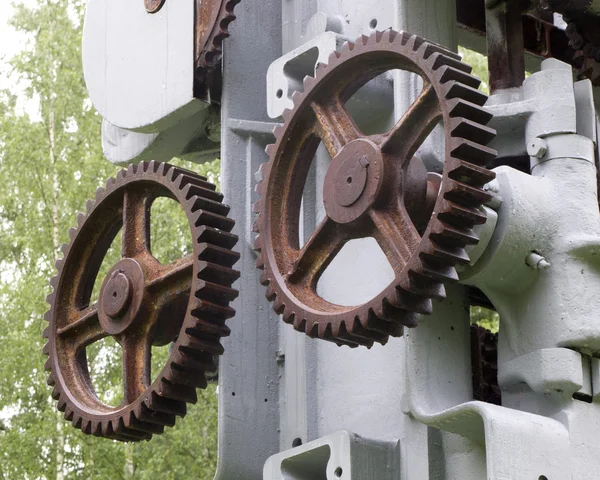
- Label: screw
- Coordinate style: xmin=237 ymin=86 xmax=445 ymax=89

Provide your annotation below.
xmin=526 ymin=252 xmax=551 ymax=271
xmin=527 ymin=138 xmax=548 ymax=159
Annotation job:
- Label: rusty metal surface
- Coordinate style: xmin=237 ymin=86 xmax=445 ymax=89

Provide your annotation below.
xmin=457 ymin=0 xmax=575 ymax=69
xmin=43 ymin=161 xmax=240 ymax=441
xmin=144 ymin=0 xmax=166 ymax=14
xmin=194 ymin=0 xmax=241 ymax=96
xmin=486 ymin=0 xmax=527 ymax=92
xmin=471 ymin=324 xmax=501 ymax=405
xmin=254 ymin=31 xmax=497 ymax=348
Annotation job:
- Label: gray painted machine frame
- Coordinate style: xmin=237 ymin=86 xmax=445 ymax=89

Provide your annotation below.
xmin=81 ymin=0 xmax=600 ymax=477
xmin=215 ymin=1 xmax=600 ymax=479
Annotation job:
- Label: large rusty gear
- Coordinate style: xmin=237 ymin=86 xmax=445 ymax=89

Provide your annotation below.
xmin=43 ymin=161 xmax=240 ymax=441
xmin=254 ymin=30 xmax=497 ymax=348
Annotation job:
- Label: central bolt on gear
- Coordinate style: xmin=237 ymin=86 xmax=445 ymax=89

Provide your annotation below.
xmin=254 ymin=30 xmax=497 ymax=348
xmin=43 ymin=161 xmax=240 ymax=441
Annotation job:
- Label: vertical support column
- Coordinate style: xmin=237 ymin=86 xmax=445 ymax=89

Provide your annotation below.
xmin=395 ymin=0 xmax=458 ymax=171
xmin=215 ymin=1 xmax=283 ymax=478
xmin=485 ymin=0 xmax=526 ymax=93
xmin=394 ymin=2 xmax=476 ymax=478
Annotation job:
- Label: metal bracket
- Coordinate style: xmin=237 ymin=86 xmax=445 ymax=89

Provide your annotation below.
xmin=263 ymin=431 xmax=400 ymax=480
xmin=267 ymin=32 xmax=346 ymax=119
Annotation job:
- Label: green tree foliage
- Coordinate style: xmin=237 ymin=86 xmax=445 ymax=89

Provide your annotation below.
xmin=0 ymin=1 xmax=220 ymax=477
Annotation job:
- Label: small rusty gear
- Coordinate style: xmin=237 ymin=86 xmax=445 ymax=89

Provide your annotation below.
xmin=43 ymin=161 xmax=240 ymax=441
xmin=195 ymin=0 xmax=241 ymax=83
xmin=254 ymin=30 xmax=497 ymax=348
xmin=471 ymin=324 xmax=501 ymax=405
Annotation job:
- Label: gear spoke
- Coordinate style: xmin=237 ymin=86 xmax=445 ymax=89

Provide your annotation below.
xmin=44 ymin=161 xmax=240 ymax=441
xmin=255 ymin=31 xmax=496 ymax=348
xmin=122 ymin=189 xmax=152 ymax=259
xmin=57 ymin=305 xmax=105 ymax=348
xmin=287 ymin=217 xmax=352 ymax=286
xmin=369 ymin=204 xmax=421 ymax=274
xmin=311 ymin=98 xmax=362 ymax=158
xmin=121 ymin=331 xmax=152 ymax=403
xmin=146 ymin=254 xmax=194 ymax=306
xmin=378 ymin=84 xmax=441 ymax=163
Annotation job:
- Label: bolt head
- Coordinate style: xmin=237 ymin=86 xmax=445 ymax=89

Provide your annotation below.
xmin=527 ymin=138 xmax=548 ymax=159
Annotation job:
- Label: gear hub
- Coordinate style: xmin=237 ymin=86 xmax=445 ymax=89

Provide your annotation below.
xmin=43 ymin=161 xmax=240 ymax=441
xmin=254 ymin=30 xmax=497 ymax=348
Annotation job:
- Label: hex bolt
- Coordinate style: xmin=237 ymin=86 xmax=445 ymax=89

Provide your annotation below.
xmin=527 ymin=138 xmax=548 ymax=159
xmin=526 ymin=252 xmax=551 ymax=271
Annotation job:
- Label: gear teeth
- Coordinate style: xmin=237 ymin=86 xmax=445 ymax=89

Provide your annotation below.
xmin=135 ymin=403 xmax=177 ymax=427
xmin=44 ymin=161 xmax=239 ymax=441
xmin=444 ymin=180 xmax=492 ymax=207
xmin=437 ymin=203 xmax=487 ymax=228
xmin=282 ymin=108 xmax=293 ymax=123
xmin=425 ymin=240 xmax=470 ymax=265
xmin=193 ymin=210 xmax=235 ymax=232
xmin=165 ymin=363 xmax=209 ymax=388
xmin=439 ymin=65 xmax=481 ymax=89
xmin=444 ymin=81 xmax=488 ymax=106
xmin=198 ymin=261 xmax=240 ymax=285
xmin=158 ymin=378 xmax=198 ymax=404
xmin=377 ymin=29 xmax=392 ymax=44
xmin=253 ymin=30 xmax=495 ymax=348
xmin=448 ymin=98 xmax=493 ymax=125
xmin=359 ymin=309 xmax=405 ymax=337
xmin=406 ymin=273 xmax=446 ymax=301
xmin=181 ymin=335 xmax=225 ymax=356
xmin=419 ymin=260 xmax=459 ymax=282
xmin=282 ymin=310 xmax=295 ymax=325
xmin=394 ymin=288 xmax=433 ymax=315
xmin=191 ymin=298 xmax=236 ymax=320
xmin=71 ymin=414 xmax=82 ymax=429
xmin=197 ymin=226 xmax=238 ymax=249
xmin=431 ymin=221 xmax=479 ymax=247
xmin=448 ymin=160 xmax=495 ymax=187
xmin=429 ymin=52 xmax=472 ymax=73
xmin=195 ymin=0 xmax=241 ymax=76
xmin=185 ymin=184 xmax=224 ymax=204
xmin=450 ymin=118 xmax=495 ymax=146
xmin=450 ymin=139 xmax=497 ymax=167
xmin=197 ymin=243 xmax=240 ymax=268
xmin=147 ymin=392 xmax=187 ymax=417
xmin=293 ymin=317 xmax=306 ymax=333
